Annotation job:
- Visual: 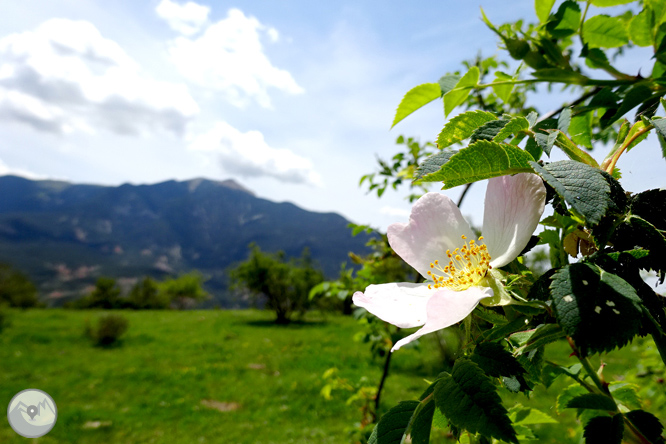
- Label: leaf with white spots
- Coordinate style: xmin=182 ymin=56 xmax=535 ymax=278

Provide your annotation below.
xmin=550 ymin=263 xmax=644 ymax=356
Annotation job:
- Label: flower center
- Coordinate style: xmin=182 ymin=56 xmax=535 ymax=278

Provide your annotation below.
xmin=427 ymin=235 xmax=492 ymax=291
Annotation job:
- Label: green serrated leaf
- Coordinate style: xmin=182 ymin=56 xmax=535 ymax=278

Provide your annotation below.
xmin=418 ymin=140 xmax=535 ymax=188
xmin=517 ymin=346 xmax=545 ymax=387
xmin=437 ymin=110 xmax=497 ymax=149
xmin=470 ymin=120 xmax=509 ymax=143
xmin=547 ymin=1 xmax=581 ymax=38
xmin=392 ymin=83 xmax=442 ymax=128
xmin=526 ymin=118 xmax=557 ymax=160
xmin=542 ymin=363 xmax=583 ymax=388
xmin=612 ymin=215 xmax=666 ymax=274
xmin=609 ymin=382 xmax=643 ymax=411
xmin=607 ymin=249 xmax=651 ymax=261
xmin=651 ymin=118 xmax=666 ymax=149
xmin=558 ymin=108 xmax=572 ymax=133
xmin=471 ymin=342 xmax=527 ymax=381
xmin=492 ymin=71 xmax=515 ymax=103
xmin=535 ymin=0 xmax=557 ymax=23
xmin=493 ymin=116 xmax=530 ymax=142
xmin=408 ymin=398 xmax=436 ymax=444
xmin=550 ymin=263 xmax=644 ymax=356
xmin=566 ymin=393 xmax=618 ymax=411
xmin=434 ymin=359 xmax=518 ymax=443
xmin=557 ymin=385 xmax=588 ymax=414
xmin=609 ymin=84 xmax=653 ymax=124
xmin=624 ymin=410 xmax=666 ymax=444
xmin=480 ymin=316 xmax=530 ymax=342
xmin=530 ymin=160 xmax=610 ymax=225
xmin=444 ymin=67 xmax=480 ymax=117
xmin=583 ymin=15 xmax=630 ymax=48
xmin=473 ymin=306 xmax=509 ymax=325
xmin=439 ymin=74 xmax=461 ymax=95
xmin=374 ymin=401 xmax=419 ymax=444
xmin=511 ymin=324 xmax=566 ymax=355
xmin=414 ymin=150 xmax=459 ymax=182
xmin=630 ymin=9 xmax=654 ymax=47
xmin=631 ymin=188 xmax=666 ymax=230
xmin=509 ymin=405 xmax=559 ymax=425
xmin=569 ymin=111 xmax=593 ymax=148
xmin=583 ymin=415 xmax=624 ymax=444
xmin=583 ymin=46 xmax=612 ymax=70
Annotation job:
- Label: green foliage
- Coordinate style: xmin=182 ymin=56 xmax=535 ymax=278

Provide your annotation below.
xmin=159 ymin=272 xmax=208 ymax=310
xmin=583 ymin=15 xmax=629 ymax=48
xmin=551 ymin=263 xmax=644 ymax=356
xmin=391 ymin=83 xmax=442 ymax=128
xmin=0 ymin=263 xmax=39 ymax=308
xmin=434 ymin=359 xmax=518 ymax=443
xmin=230 ymin=244 xmax=324 ymax=324
xmin=416 ymin=140 xmax=534 ymax=187
xmin=565 ymin=393 xmax=618 ymax=411
xmin=436 ymin=110 xmax=496 ymax=149
xmin=470 ymin=341 xmax=529 ymax=392
xmin=76 ymin=277 xmax=123 ymax=309
xmin=444 ymin=66 xmax=479 ymax=116
xmin=624 ymin=410 xmax=666 ymax=444
xmin=583 ymin=415 xmax=624 ymax=444
xmin=367 ymin=401 xmax=418 ymax=444
xmin=85 ymin=313 xmax=129 ymax=347
xmin=128 ymin=277 xmax=170 ymax=309
xmin=361 ymin=0 xmax=666 ymax=441
xmin=530 ymin=160 xmax=615 ymax=226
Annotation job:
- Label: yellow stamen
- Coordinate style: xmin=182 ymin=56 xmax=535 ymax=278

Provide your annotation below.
xmin=426 ymin=234 xmax=491 ymax=291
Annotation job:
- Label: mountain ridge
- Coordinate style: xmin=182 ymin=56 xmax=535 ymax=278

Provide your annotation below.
xmin=0 ymin=175 xmax=370 ymax=307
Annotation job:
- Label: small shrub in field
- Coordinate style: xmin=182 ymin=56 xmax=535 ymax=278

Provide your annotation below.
xmin=86 ymin=314 xmax=129 ymax=346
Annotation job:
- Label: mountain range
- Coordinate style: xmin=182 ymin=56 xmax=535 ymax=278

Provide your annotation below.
xmin=0 ymin=175 xmax=370 ymax=307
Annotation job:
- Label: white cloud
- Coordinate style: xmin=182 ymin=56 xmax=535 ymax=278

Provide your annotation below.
xmin=167 ymin=8 xmax=303 ymax=108
xmin=189 ymin=121 xmax=321 ymax=186
xmin=155 ymin=0 xmax=210 ymax=36
xmin=0 ymin=157 xmax=45 ymax=179
xmin=0 ymin=18 xmax=199 ymax=136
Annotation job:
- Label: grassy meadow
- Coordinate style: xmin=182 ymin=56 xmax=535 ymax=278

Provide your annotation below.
xmin=0 ymin=309 xmax=663 ymax=443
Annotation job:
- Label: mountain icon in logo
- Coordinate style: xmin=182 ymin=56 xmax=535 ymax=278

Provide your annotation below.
xmin=7 ymin=389 xmax=57 ymax=438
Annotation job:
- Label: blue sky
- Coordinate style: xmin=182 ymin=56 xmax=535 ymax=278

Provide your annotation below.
xmin=0 ymin=0 xmax=663 ymax=232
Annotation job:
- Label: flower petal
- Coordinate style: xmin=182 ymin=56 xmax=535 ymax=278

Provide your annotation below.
xmin=388 ymin=192 xmax=475 ymax=279
xmin=391 ymin=286 xmax=493 ymax=351
xmin=352 ymin=283 xmax=433 ymax=328
xmin=482 ymin=173 xmax=546 ymax=268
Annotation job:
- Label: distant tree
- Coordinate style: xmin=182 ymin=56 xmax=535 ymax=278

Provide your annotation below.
xmin=76 ymin=277 xmax=122 ymax=309
xmin=229 ymin=244 xmax=325 ymax=324
xmin=0 ymin=263 xmax=39 ymax=308
xmin=158 ymin=272 xmax=208 ymax=310
xmin=128 ymin=277 xmax=169 ymax=309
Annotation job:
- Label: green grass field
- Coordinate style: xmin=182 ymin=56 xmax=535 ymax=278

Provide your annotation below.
xmin=0 ymin=309 xmax=663 ymax=443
